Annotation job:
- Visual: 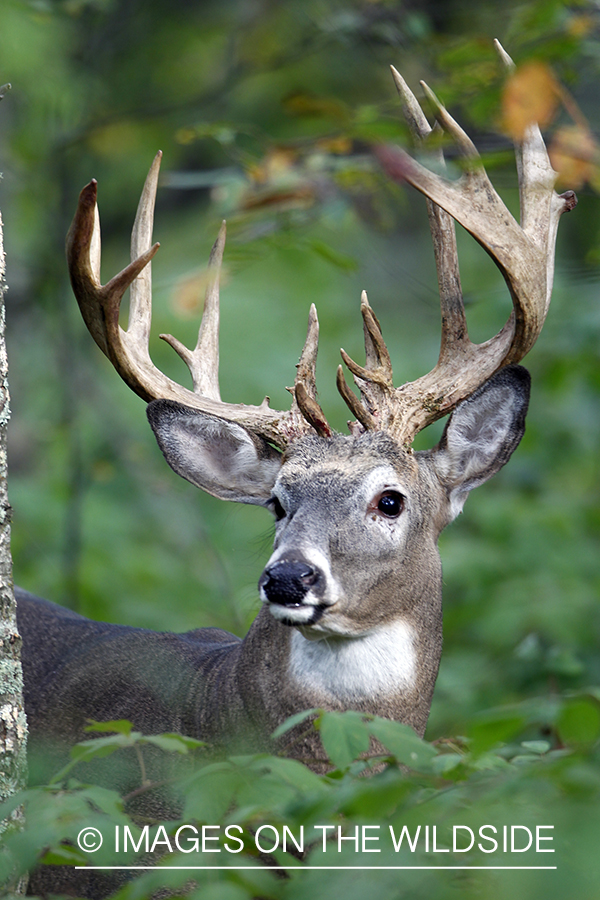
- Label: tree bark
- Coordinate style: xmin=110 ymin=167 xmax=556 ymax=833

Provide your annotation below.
xmin=0 ymin=210 xmax=28 ymax=893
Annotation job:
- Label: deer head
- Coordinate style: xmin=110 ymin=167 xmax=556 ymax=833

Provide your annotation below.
xmin=64 ymin=41 xmax=575 ymax=737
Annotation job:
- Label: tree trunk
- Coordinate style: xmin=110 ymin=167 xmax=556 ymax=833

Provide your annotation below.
xmin=0 ymin=210 xmax=28 ymax=893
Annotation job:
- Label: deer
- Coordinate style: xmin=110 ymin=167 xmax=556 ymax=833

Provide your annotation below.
xmin=17 ymin=42 xmax=576 ymax=783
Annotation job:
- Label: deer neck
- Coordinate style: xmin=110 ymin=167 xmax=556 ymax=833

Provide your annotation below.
xmin=237 ymin=586 xmax=443 ymax=740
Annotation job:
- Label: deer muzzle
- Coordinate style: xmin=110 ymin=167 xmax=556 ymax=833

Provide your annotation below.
xmin=259 ymin=558 xmax=324 ymax=609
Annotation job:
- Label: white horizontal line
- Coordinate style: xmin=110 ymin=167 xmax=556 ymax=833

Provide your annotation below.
xmin=76 ymin=865 xmax=557 ymax=871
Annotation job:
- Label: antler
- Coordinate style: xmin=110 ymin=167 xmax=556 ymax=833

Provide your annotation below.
xmin=67 ymin=152 xmax=332 ymax=450
xmin=69 ymin=43 xmax=575 ymax=452
xmin=337 ymin=40 xmax=577 ymax=446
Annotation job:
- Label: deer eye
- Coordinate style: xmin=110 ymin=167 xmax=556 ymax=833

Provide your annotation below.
xmin=270 ymin=497 xmax=286 ymax=521
xmin=376 ymin=490 xmax=404 ymax=518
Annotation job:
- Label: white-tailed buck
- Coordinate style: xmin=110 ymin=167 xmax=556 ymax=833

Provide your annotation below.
xmin=18 ymin=42 xmax=576 ymax=776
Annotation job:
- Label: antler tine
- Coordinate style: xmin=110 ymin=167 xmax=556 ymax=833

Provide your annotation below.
xmin=292 ymin=304 xmax=333 ymax=438
xmin=390 ymin=66 xmax=468 ymax=359
xmin=68 ymin=156 xmax=328 ymax=449
xmin=128 ymin=151 xmax=162 ymax=347
xmin=338 ymin=69 xmax=471 ymax=438
xmin=390 ymin=65 xmax=430 ymax=140
xmin=340 ymin=292 xmax=392 ymax=383
xmin=494 ymin=38 xmax=577 ymax=358
xmin=160 ymin=221 xmax=225 ymax=401
xmin=420 ymin=80 xmax=481 ymax=162
xmin=337 ymin=291 xmax=391 ymax=433
xmin=493 ymin=41 xmax=556 ymax=274
xmin=365 ymin=47 xmax=576 ymax=445
xmin=67 ymin=179 xmax=160 ymax=364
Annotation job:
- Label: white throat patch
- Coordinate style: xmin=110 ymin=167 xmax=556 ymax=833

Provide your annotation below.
xmin=289 ymin=619 xmax=416 ymax=702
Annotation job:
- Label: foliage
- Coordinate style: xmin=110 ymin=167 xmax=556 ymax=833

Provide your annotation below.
xmin=0 ymin=0 xmax=599 ymax=897
xmin=3 ymin=703 xmax=600 ymax=899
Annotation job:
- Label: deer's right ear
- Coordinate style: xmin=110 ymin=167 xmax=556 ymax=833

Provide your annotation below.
xmin=430 ymin=365 xmax=531 ymax=522
xmin=147 ymin=400 xmax=282 ymax=505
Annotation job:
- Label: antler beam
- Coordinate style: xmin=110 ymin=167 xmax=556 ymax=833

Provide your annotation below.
xmin=338 ymin=39 xmax=576 ymax=446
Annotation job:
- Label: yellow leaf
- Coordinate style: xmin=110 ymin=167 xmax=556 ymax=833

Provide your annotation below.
xmin=549 ymin=125 xmax=600 ymax=189
xmin=171 ymin=267 xmax=229 ymax=318
xmin=567 ymin=13 xmax=595 ymax=38
xmin=316 ymin=136 xmax=353 ymax=155
xmin=282 ymin=92 xmax=349 ymax=122
xmin=241 ymin=186 xmax=315 ymax=211
xmin=502 ymin=61 xmax=559 ymax=141
xmin=247 ymin=148 xmax=298 ymax=185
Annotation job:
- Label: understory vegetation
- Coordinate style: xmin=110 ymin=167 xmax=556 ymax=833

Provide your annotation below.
xmin=3 ymin=700 xmax=600 ymax=899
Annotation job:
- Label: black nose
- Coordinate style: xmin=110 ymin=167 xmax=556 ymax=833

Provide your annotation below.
xmin=259 ymin=559 xmax=321 ymax=606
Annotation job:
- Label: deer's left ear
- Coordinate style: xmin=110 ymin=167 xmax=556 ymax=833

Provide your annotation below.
xmin=430 ymin=365 xmax=530 ymax=521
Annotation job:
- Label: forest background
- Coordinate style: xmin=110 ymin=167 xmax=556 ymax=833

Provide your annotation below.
xmin=1 ymin=0 xmax=600 ymax=898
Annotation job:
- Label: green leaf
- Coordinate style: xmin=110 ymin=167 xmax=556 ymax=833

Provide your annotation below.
xmin=557 ymin=698 xmax=600 ymax=746
xmin=84 ymin=719 xmax=135 ymax=736
xmin=184 ymin=765 xmax=244 ymax=822
xmin=467 ymin=708 xmax=527 ymax=755
xmin=520 ymin=740 xmax=551 ymax=755
xmin=50 ymin=732 xmax=140 ymax=784
xmin=142 ymin=733 xmax=205 ymax=754
xmin=471 ymin=752 xmax=511 ymax=772
xmin=246 ymin=755 xmax=326 ymax=793
xmin=308 ymin=239 xmax=358 ymax=271
xmin=70 ymin=734 xmax=135 ymax=762
xmin=319 ymin=711 xmax=370 ymax=769
xmin=511 ymin=754 xmax=541 ymax=765
xmin=272 ymin=708 xmax=320 ymax=739
xmin=41 ymin=843 xmax=88 ymax=866
xmin=78 ymin=784 xmax=126 ymax=819
xmin=367 ymin=717 xmax=437 ymax=769
xmin=430 ymin=753 xmax=464 ymax=775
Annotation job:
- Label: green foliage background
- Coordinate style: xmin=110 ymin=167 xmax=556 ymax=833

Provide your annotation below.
xmin=1 ymin=0 xmax=600 ymax=897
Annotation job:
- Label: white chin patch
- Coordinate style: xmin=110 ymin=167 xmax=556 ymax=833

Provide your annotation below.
xmin=268 ymin=603 xmax=319 ymax=625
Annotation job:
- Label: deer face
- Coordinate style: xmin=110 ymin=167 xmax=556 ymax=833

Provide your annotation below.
xmin=259 ymin=432 xmax=440 ymax=637
xmin=147 ymin=364 xmax=530 ymax=642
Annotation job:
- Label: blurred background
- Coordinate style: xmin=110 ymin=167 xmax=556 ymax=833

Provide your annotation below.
xmin=1 ymin=0 xmax=599 ymax=746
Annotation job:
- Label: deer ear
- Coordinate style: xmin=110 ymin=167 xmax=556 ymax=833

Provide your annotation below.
xmin=147 ymin=400 xmax=282 ymax=505
xmin=431 ymin=365 xmax=530 ymax=521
